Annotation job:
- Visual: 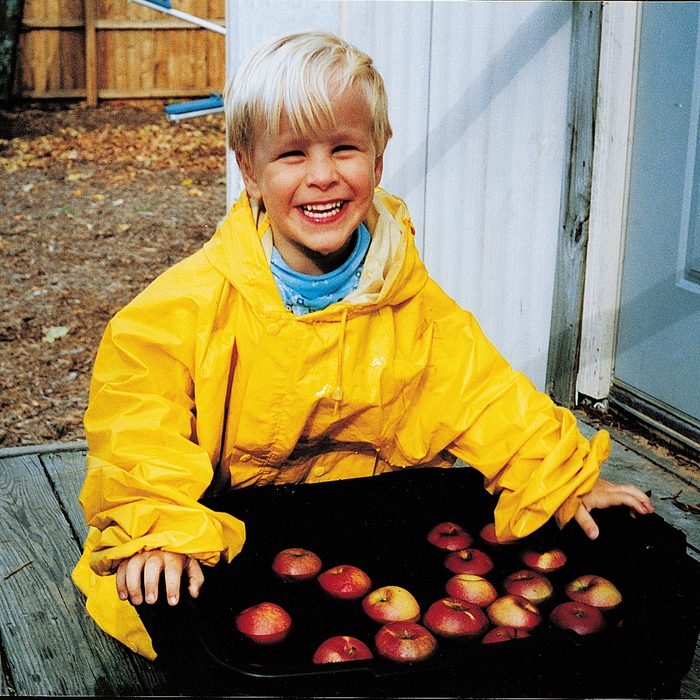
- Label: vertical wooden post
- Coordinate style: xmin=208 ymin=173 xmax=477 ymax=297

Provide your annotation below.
xmin=545 ymin=2 xmax=602 ymax=407
xmin=84 ymin=0 xmax=97 ymax=105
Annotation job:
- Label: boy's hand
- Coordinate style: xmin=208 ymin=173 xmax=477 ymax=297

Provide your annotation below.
xmin=116 ymin=551 xmax=204 ymax=606
xmin=574 ymin=479 xmax=654 ymax=540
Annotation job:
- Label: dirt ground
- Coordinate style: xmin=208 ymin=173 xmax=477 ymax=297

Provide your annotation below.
xmin=0 ymin=101 xmax=228 ymax=448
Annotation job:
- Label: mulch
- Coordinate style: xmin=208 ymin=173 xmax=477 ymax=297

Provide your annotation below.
xmin=0 ymin=100 xmax=228 ymax=448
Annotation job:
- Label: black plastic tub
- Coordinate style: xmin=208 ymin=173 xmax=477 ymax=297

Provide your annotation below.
xmin=137 ymin=467 xmax=700 ymax=697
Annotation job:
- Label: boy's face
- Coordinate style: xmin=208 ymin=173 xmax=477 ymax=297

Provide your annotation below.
xmin=238 ymin=83 xmax=384 ymax=275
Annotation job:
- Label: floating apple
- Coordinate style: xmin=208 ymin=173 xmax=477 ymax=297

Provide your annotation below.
xmin=317 ymin=564 xmax=372 ymax=600
xmin=362 ymin=585 xmax=421 ymax=624
xmin=444 ymin=548 xmax=494 ymax=576
xmin=423 ymin=597 xmax=489 ymax=638
xmin=427 ymin=521 xmax=473 ymax=551
xmin=374 ymin=622 xmax=437 ymax=663
xmin=565 ymin=575 xmax=622 ymax=611
xmin=487 ymin=594 xmax=541 ymax=630
xmin=482 ymin=626 xmax=531 ymax=644
xmin=271 ymin=547 xmax=322 ymax=581
xmin=503 ymin=569 xmax=554 ymax=605
xmin=550 ymin=601 xmax=606 ymax=635
xmin=519 ymin=546 xmax=567 ymax=574
xmin=445 ymin=574 xmax=498 ymax=607
xmin=479 ymin=523 xmax=511 ymax=547
xmin=312 ymin=635 xmax=374 ymax=664
xmin=235 ymin=602 xmax=292 ymax=645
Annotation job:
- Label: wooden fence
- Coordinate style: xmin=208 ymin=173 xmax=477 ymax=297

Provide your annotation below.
xmin=16 ymin=0 xmax=226 ymax=104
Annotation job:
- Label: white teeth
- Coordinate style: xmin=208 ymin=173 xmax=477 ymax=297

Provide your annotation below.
xmin=300 ymin=201 xmax=344 ymax=219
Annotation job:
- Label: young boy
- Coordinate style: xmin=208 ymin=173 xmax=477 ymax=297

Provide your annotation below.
xmin=72 ymin=30 xmax=652 ymax=659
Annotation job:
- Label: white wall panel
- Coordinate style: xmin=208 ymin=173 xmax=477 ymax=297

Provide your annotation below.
xmin=423 ymin=1 xmax=572 ymax=387
xmin=342 ymin=2 xmax=432 ymax=253
xmin=225 ymin=1 xmax=574 ymax=389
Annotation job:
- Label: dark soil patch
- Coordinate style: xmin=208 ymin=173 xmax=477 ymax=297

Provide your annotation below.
xmin=0 ymin=101 xmax=227 ymax=447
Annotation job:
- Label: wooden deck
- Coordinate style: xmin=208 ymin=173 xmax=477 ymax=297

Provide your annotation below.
xmin=0 ymin=423 xmax=698 ymax=697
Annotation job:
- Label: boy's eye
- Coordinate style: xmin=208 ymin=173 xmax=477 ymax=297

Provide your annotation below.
xmin=333 ymin=144 xmax=357 ymax=153
xmin=278 ymin=150 xmax=304 ymax=160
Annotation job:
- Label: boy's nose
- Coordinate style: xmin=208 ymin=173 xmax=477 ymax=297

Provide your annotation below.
xmin=305 ymin=153 xmax=338 ymax=189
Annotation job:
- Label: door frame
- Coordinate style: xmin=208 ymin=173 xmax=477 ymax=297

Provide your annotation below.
xmin=577 ymin=1 xmax=640 ymax=402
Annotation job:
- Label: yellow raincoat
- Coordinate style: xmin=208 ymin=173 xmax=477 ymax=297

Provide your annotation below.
xmin=72 ymin=188 xmax=608 ymax=658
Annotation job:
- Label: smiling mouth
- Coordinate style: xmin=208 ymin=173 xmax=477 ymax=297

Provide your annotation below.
xmin=299 ymin=200 xmax=346 ymax=221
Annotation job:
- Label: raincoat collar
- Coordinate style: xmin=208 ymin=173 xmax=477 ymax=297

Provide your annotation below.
xmin=203 ymin=187 xmax=429 ymax=320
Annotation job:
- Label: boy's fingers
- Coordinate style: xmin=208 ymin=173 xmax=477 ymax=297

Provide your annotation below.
xmin=574 ymin=504 xmax=599 ymax=540
xmin=186 ymin=558 xmax=205 ymax=598
xmin=584 ymin=480 xmax=654 ymax=514
xmin=124 ymin=554 xmax=148 ymax=605
xmin=143 ymin=553 xmax=166 ymax=604
xmin=115 ymin=552 xmax=205 ymax=606
xmin=163 ymin=553 xmax=187 ymax=605
xmin=116 ymin=560 xmax=129 ymax=601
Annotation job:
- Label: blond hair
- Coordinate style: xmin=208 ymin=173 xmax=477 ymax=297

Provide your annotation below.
xmin=225 ymin=30 xmax=392 ymax=163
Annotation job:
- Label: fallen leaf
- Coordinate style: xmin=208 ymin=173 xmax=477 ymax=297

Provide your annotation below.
xmin=65 ymin=172 xmax=91 ymax=182
xmin=187 ymin=188 xmax=203 ymax=197
xmin=42 ymin=326 xmax=70 ymax=343
xmin=181 ymin=178 xmax=193 ymax=186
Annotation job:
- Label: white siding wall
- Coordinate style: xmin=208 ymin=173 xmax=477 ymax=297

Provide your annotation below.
xmin=225 ymin=1 xmax=573 ymax=389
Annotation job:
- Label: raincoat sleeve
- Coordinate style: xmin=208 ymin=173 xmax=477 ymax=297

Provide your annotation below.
xmin=79 ymin=279 xmax=245 ymax=576
xmin=445 ymin=311 xmax=609 ymax=543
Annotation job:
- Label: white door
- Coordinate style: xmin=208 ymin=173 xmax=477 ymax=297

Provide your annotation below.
xmin=614 ymin=2 xmax=700 ymax=440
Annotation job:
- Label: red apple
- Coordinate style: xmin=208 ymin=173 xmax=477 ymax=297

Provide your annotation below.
xmin=503 ymin=569 xmax=554 ymax=605
xmin=445 ymin=574 xmax=498 ymax=607
xmin=271 ymin=547 xmax=322 ymax=581
xmin=519 ymin=546 xmax=567 ymax=573
xmin=479 ymin=522 xmax=511 ymax=547
xmin=482 ymin=626 xmax=531 ymax=644
xmin=235 ymin=602 xmax=292 ymax=644
xmin=565 ymin=574 xmax=622 ymax=611
xmin=487 ymin=594 xmax=541 ymax=630
xmin=312 ymin=635 xmax=374 ymax=664
xmin=423 ymin=597 xmax=489 ymax=638
xmin=444 ymin=548 xmax=494 ymax=576
xmin=427 ymin=521 xmax=473 ymax=551
xmin=550 ymin=601 xmax=606 ymax=635
xmin=374 ymin=622 xmax=437 ymax=663
xmin=317 ymin=564 xmax=372 ymax=600
xmin=362 ymin=585 xmax=421 ymax=624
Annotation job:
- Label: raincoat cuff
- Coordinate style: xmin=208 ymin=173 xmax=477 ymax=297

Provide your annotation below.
xmin=554 ymin=429 xmax=611 ymax=529
xmin=87 ymin=508 xmax=246 ymax=576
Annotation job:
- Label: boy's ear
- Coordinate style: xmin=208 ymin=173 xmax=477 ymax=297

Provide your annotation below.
xmin=374 ymin=153 xmax=384 ymax=186
xmin=236 ymin=152 xmax=262 ymax=199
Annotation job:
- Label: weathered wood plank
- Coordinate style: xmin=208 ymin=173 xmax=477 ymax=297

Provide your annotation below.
xmin=682 ymin=636 xmax=700 ymax=700
xmin=545 ymin=2 xmax=602 ymax=406
xmin=0 ymin=454 xmax=169 ymax=696
xmin=40 ymin=450 xmax=87 ymax=542
xmin=0 ymin=630 xmax=10 ymax=694
xmin=84 ymin=0 xmax=97 ymax=106
xmin=40 ymin=449 xmax=174 ymax=693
